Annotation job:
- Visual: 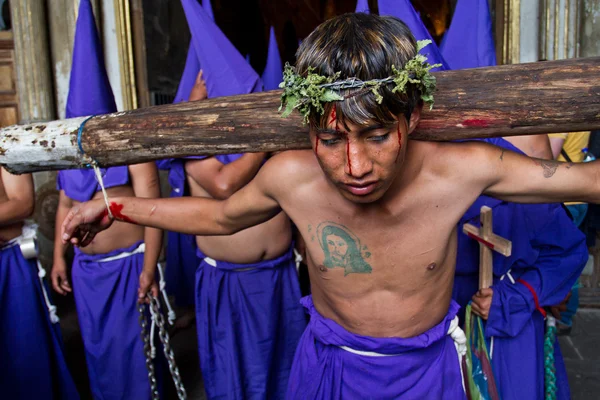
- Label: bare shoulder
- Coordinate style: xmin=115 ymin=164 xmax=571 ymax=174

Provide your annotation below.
xmin=415 ymin=140 xmax=504 ymax=178
xmin=264 ymin=150 xmax=321 ymax=180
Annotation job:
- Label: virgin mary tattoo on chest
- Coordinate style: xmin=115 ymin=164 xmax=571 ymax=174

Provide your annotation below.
xmin=315 ymin=222 xmax=372 ymax=276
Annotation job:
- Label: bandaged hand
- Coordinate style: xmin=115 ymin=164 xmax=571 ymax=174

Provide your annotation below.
xmin=471 ymin=288 xmax=494 ymax=320
xmin=61 ymin=199 xmax=114 ymax=247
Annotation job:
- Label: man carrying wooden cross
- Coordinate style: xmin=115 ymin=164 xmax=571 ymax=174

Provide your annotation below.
xmin=62 ymin=13 xmax=598 ymax=399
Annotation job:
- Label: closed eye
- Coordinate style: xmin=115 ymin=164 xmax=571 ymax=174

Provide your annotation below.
xmin=320 ymin=138 xmax=341 ymax=146
xmin=368 ymin=133 xmax=390 ymax=143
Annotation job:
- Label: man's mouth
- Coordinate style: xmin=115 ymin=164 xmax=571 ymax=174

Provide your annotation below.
xmin=343 ymin=181 xmax=378 ymax=196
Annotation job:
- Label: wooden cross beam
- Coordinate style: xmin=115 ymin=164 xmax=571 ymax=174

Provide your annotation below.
xmin=1 ymin=57 xmax=600 ymax=174
xmin=462 ymin=206 xmax=512 ymax=289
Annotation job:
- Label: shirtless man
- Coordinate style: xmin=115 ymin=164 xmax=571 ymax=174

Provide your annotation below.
xmin=176 ymin=74 xmax=306 ymax=399
xmin=61 ymin=13 xmax=600 ymax=399
xmin=51 ymin=162 xmax=162 ymax=399
xmin=0 ymin=168 xmax=78 ymax=399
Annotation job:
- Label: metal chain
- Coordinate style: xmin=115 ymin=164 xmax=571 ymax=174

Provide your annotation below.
xmin=139 ymin=294 xmax=188 ymax=400
xmin=138 ymin=302 xmax=161 ymax=400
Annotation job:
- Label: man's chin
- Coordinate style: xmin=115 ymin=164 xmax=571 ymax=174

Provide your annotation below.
xmin=338 ymin=187 xmax=385 ymax=204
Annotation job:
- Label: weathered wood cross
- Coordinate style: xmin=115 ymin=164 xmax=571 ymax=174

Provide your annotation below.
xmin=1 ymin=57 xmax=600 ymax=174
xmin=462 ymin=206 xmax=512 ymax=289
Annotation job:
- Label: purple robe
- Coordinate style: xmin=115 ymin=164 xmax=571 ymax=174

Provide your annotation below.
xmin=378 ymin=0 xmax=449 ymax=71
xmin=195 ymin=244 xmax=306 ymax=399
xmin=287 ymin=296 xmax=466 ymax=399
xmin=72 ymin=242 xmax=160 ymax=399
xmin=453 ymin=137 xmax=587 ymax=400
xmin=0 ymin=243 xmax=80 ymax=399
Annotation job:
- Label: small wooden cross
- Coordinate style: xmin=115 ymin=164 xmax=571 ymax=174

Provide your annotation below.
xmin=462 ymin=206 xmax=513 ymax=289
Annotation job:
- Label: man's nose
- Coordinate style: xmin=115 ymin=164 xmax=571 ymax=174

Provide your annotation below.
xmin=345 ymin=141 xmax=373 ymax=178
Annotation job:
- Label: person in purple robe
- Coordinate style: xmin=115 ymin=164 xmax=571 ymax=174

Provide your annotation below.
xmin=0 ymin=168 xmax=80 ymax=400
xmin=50 ymin=1 xmax=163 ymax=398
xmin=62 ymin=13 xmax=600 ymax=399
xmin=454 ymin=137 xmax=586 ymax=400
xmin=176 ymin=75 xmax=306 ymax=399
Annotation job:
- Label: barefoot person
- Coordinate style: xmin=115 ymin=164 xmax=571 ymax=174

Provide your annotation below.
xmin=61 ymin=13 xmax=600 ymax=399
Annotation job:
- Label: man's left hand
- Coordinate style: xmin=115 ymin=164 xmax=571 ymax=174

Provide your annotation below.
xmin=138 ymin=270 xmax=159 ymax=303
xmin=471 ymin=288 xmax=494 ymax=320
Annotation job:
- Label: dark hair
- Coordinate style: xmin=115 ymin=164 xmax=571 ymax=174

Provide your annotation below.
xmin=295 ymin=13 xmax=420 ymax=129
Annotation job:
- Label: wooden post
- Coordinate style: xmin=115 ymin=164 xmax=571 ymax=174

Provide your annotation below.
xmin=1 ymin=57 xmax=600 ymax=173
xmin=462 ymin=206 xmax=512 ymax=289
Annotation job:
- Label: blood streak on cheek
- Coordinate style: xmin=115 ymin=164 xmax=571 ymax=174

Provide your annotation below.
xmin=396 ymin=123 xmax=403 ymax=162
xmin=108 ymin=202 xmax=136 ymax=224
xmin=345 ymin=133 xmax=352 ymax=175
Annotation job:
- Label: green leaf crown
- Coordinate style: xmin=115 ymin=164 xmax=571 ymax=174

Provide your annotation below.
xmin=279 ymin=40 xmax=441 ymax=124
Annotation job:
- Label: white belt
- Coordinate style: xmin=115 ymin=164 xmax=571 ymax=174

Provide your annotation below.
xmin=98 ymin=243 xmax=145 ymax=262
xmin=203 ymin=256 xmax=257 ymax=272
xmin=339 ymin=316 xmax=467 ymax=392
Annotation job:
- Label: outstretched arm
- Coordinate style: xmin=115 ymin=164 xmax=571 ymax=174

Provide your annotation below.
xmin=62 ymin=157 xmax=282 ymax=246
xmin=454 ymin=141 xmax=600 ymax=204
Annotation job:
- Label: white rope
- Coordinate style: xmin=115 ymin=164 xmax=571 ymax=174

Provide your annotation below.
xmin=36 ymin=260 xmax=60 ymax=324
xmin=157 ymin=262 xmax=176 ymax=325
xmin=148 ymin=299 xmax=158 ymax=359
xmin=293 ymin=248 xmax=303 ymax=276
xmin=91 ymin=162 xmax=113 ymax=219
xmin=448 ymin=316 xmax=467 ymax=394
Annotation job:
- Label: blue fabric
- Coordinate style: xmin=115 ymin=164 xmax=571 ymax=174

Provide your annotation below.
xmin=378 ymin=0 xmax=449 ymax=71
xmin=181 ymin=0 xmax=262 ymax=98
xmin=59 ymin=0 xmax=125 ymax=202
xmin=567 ymin=203 xmax=588 ymax=227
xmin=195 ymin=245 xmax=306 ymax=399
xmin=355 ymin=0 xmax=370 ymax=13
xmin=560 ymin=278 xmax=579 ymax=327
xmin=202 ymin=0 xmax=214 ymax=22
xmin=453 ymin=137 xmax=588 ymax=400
xmin=72 ymin=242 xmax=161 ymax=399
xmin=0 ymin=244 xmax=79 ymax=400
xmin=440 ymin=0 xmax=496 ymax=70
xmin=287 ymin=296 xmax=465 ymax=399
xmin=262 ymin=26 xmax=283 ymax=91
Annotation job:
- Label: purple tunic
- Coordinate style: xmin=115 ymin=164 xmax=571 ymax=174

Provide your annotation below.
xmin=196 ymin=245 xmax=307 ymax=399
xmin=453 ymin=137 xmax=587 ymax=400
xmin=57 ymin=167 xmax=129 ymax=202
xmin=72 ymin=242 xmax=160 ymax=399
xmin=287 ymin=296 xmax=466 ymax=399
xmin=0 ymin=244 xmax=80 ymax=399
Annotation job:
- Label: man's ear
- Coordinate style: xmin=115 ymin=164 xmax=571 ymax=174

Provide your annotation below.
xmin=407 ymin=104 xmax=422 ymax=135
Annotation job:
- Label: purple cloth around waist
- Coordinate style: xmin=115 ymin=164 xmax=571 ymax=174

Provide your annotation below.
xmin=72 ymin=240 xmax=160 ymax=399
xmin=195 ymin=243 xmax=306 ymax=399
xmin=287 ymin=296 xmax=465 ymax=400
xmin=304 ymin=295 xmax=460 ymax=354
xmin=57 ymin=166 xmax=129 ymax=202
xmin=0 ymin=245 xmax=79 ymax=399
xmin=196 ymin=244 xmax=294 ymax=271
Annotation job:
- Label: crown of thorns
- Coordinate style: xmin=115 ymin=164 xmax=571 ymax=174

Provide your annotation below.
xmin=279 ymin=40 xmax=441 ymax=124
